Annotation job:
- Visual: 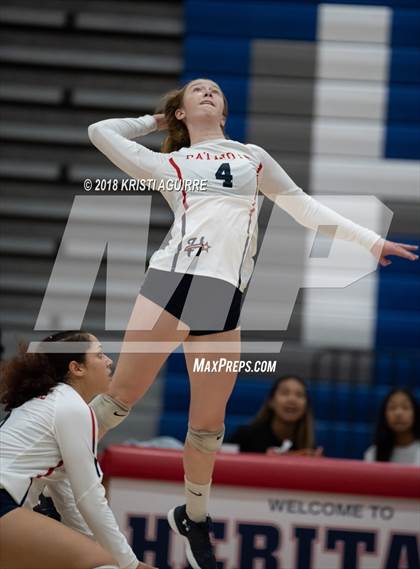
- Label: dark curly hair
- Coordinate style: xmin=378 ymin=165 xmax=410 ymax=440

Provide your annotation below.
xmin=0 ymin=331 xmax=92 ymax=411
xmin=373 ymin=388 xmax=420 ymax=462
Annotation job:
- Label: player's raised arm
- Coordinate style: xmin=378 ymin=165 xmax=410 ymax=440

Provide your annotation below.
xmin=88 ymin=114 xmax=167 ymax=181
xmin=250 ymin=144 xmax=418 ymax=265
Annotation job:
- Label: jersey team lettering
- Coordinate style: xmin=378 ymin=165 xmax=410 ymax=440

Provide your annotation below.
xmin=87 ymin=178 xmax=208 ymax=193
xmin=185 ymin=151 xmax=249 ymax=161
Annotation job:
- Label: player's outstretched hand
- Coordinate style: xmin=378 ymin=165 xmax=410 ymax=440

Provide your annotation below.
xmin=153 ymin=113 xmax=167 ymax=131
xmin=371 ymin=239 xmax=419 ymax=267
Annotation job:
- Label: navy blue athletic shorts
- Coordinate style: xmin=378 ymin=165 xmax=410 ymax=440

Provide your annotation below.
xmin=0 ymin=488 xmax=19 ymax=518
xmin=140 ymin=268 xmax=243 ymax=336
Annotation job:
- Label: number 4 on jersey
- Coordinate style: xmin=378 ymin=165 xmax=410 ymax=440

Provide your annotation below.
xmin=215 ymin=162 xmax=233 ymax=188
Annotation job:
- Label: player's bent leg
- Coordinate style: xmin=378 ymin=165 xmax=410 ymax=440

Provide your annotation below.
xmin=0 ymin=508 xmax=115 ymax=569
xmin=112 ymin=295 xmax=191 ymax=403
xmin=91 ymin=295 xmax=190 ymax=436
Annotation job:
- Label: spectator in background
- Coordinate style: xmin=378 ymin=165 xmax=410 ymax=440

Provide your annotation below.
xmin=364 ymin=388 xmax=420 ymax=465
xmin=229 ymin=375 xmax=322 ymax=456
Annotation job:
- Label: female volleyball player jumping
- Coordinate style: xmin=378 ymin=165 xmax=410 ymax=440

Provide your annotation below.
xmin=0 ymin=331 xmax=155 ymax=569
xmin=88 ymin=78 xmax=418 ymax=569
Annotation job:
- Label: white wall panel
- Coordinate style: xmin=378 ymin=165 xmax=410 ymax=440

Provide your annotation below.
xmin=318 ymin=4 xmax=391 ymax=44
xmin=312 ymin=118 xmax=384 ymax=157
xmin=315 ymin=81 xmax=387 ymax=120
xmin=303 ymin=275 xmax=378 ymax=348
xmin=317 ymin=43 xmax=390 ymax=81
xmin=310 ymin=157 xmax=420 ymax=200
xmin=305 ymin=3 xmax=393 ymax=349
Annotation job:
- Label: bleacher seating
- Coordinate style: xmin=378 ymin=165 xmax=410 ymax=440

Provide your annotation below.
xmin=376 ymin=235 xmax=420 ymax=349
xmin=0 ymin=6 xmax=67 ymax=28
xmin=0 ymin=0 xmax=183 ymax=443
xmin=159 ymin=351 xmax=420 ymax=459
xmin=0 ymin=0 xmax=181 ymax=338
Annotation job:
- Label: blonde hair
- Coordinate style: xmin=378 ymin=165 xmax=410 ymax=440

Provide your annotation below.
xmin=156 ymin=79 xmax=229 ymax=153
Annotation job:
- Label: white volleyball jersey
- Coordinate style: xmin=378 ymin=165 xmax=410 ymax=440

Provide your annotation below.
xmin=88 ymin=115 xmax=381 ymax=291
xmin=0 ymin=383 xmax=138 ymax=569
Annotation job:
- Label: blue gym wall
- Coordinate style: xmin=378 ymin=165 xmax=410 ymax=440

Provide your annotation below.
xmin=158 ymin=0 xmax=420 ymax=459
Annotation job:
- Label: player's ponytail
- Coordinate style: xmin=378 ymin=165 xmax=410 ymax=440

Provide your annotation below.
xmin=157 ymin=79 xmax=229 ymax=153
xmin=0 ymin=331 xmax=91 ymax=411
xmin=158 ymin=86 xmax=190 ymax=153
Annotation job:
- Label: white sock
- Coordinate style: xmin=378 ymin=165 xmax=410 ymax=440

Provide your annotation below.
xmin=185 ymin=477 xmax=211 ymax=523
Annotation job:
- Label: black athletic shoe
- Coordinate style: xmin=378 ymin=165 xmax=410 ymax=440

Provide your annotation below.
xmin=167 ymin=504 xmax=217 ymax=569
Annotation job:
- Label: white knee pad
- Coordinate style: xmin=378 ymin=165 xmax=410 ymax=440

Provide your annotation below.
xmin=186 ymin=424 xmax=225 ymax=454
xmin=89 ymin=394 xmax=130 ymax=432
xmin=93 ymin=566 xmax=119 ymax=569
